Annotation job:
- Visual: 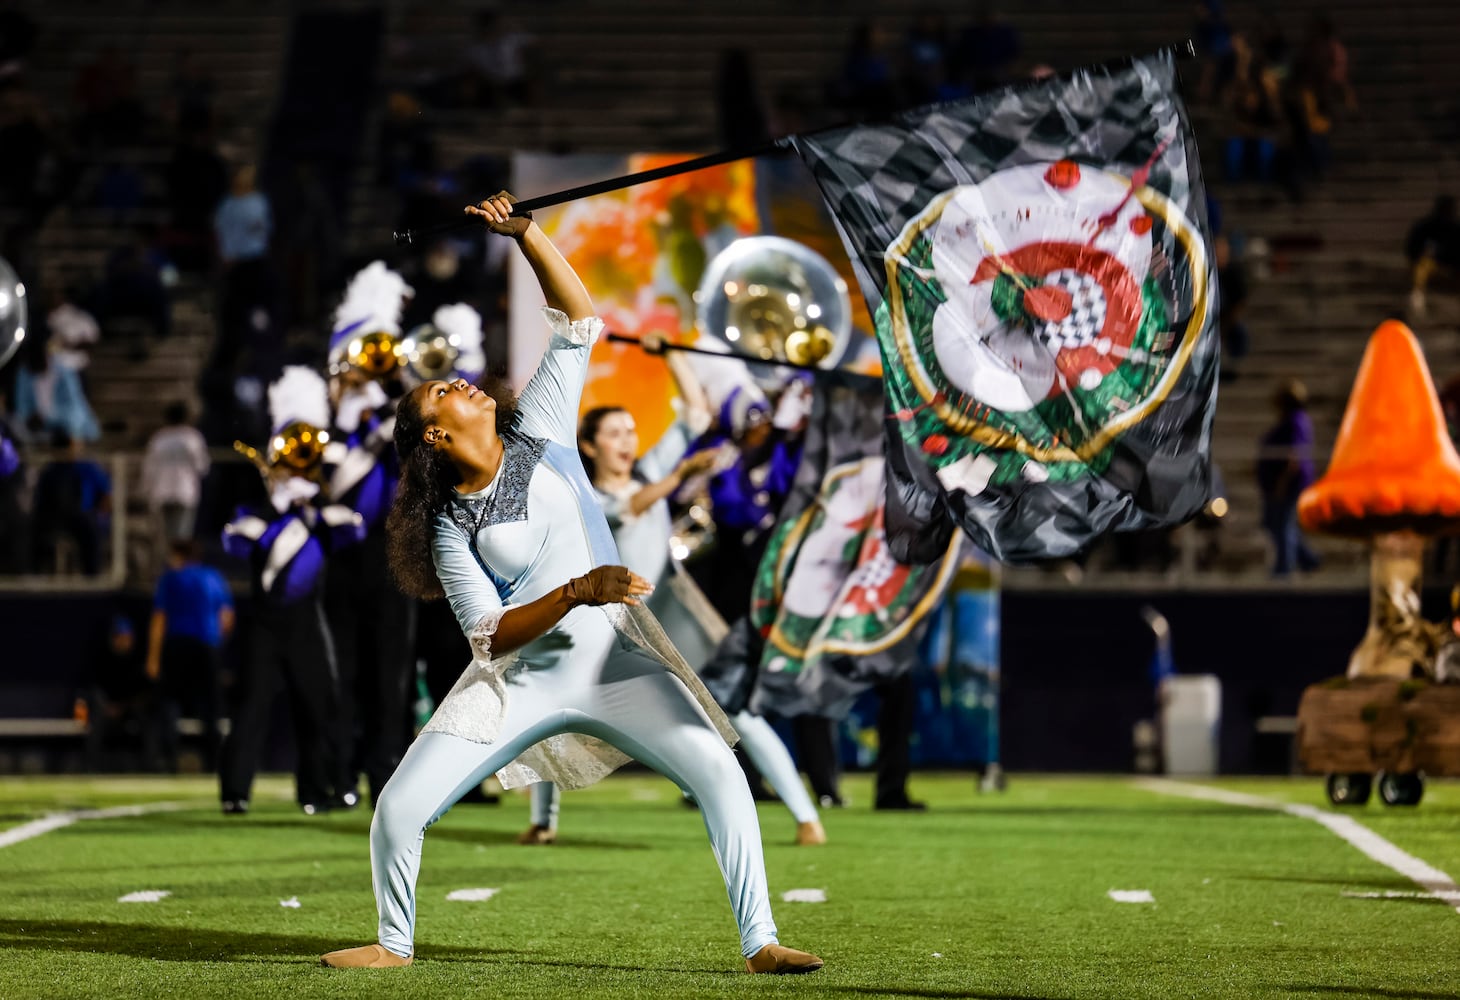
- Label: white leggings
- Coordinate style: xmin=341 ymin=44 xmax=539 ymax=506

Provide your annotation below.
xmin=529 ymin=710 xmax=819 ymax=828
xmin=370 ymin=642 xmax=779 ymax=959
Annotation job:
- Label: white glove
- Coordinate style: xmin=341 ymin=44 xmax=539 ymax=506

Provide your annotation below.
xmin=335 ymin=381 xmax=389 ymax=434
xmin=270 ymin=476 xmax=321 ymax=513
xmin=772 ymin=378 xmax=814 ymax=430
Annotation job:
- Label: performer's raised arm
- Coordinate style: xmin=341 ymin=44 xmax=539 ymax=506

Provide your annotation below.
xmin=469 ymin=191 xmax=600 ymax=446
xmin=468 ymin=191 xmax=593 ymax=321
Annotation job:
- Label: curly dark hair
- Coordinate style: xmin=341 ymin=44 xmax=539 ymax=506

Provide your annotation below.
xmin=386 ymin=377 xmax=518 ymax=600
xmin=576 ymin=405 xmax=629 ymax=484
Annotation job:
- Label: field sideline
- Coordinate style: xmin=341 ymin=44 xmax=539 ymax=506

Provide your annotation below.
xmin=2 ymin=772 xmax=1457 ymax=999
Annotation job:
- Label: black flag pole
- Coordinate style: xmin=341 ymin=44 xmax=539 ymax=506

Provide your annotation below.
xmin=605 ymin=332 xmax=880 ymax=384
xmin=391 ymin=40 xmax=1197 ymax=248
xmin=393 ymin=140 xmax=788 ymax=246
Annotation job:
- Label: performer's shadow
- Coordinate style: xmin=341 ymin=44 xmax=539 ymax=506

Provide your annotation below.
xmin=824 ymin=987 xmax=1079 ymax=999
xmin=422 ymin=952 xmax=739 ymax=975
xmin=0 ymin=917 xmax=516 ymax=964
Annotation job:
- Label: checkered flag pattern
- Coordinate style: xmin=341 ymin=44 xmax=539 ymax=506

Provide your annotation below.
xmin=790 ymin=50 xmax=1221 ymax=563
xmin=1036 ymin=271 xmax=1107 ymax=351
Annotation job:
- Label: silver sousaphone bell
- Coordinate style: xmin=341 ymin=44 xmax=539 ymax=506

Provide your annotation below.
xmin=669 ymin=237 xmax=853 ymax=561
xmin=397 ymin=324 xmax=461 ymax=384
xmin=693 ymin=235 xmax=853 ymax=369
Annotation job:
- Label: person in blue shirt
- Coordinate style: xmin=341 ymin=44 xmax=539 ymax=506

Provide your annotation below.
xmin=31 ymin=430 xmax=110 ymax=575
xmin=146 ymin=539 xmax=234 ymax=772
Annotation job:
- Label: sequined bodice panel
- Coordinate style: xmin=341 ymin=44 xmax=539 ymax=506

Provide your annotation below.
xmin=447 ymin=433 xmax=604 ymax=606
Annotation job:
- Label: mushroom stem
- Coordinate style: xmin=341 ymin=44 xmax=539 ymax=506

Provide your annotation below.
xmin=1348 ymin=531 xmax=1442 ymax=679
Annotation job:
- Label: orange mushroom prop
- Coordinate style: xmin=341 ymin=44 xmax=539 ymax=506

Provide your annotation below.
xmin=1298 ymin=320 xmax=1460 ymax=679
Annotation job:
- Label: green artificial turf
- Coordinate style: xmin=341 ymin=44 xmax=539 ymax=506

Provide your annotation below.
xmin=2 ymin=772 xmax=1458 ymax=999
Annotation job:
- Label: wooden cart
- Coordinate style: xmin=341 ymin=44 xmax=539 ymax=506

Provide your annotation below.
xmin=1295 ymin=678 xmax=1460 ymax=806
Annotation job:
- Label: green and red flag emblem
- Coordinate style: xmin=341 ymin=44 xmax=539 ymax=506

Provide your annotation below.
xmin=748 ymin=379 xmax=960 ymax=719
xmin=791 ymin=50 xmax=1218 ymax=562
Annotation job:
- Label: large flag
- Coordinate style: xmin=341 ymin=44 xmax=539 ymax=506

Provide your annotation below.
xmin=791 ymin=50 xmax=1218 ymax=563
xmin=748 ymin=375 xmax=961 ymax=719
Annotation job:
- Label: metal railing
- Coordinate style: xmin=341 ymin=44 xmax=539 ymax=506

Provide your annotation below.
xmin=0 ymin=452 xmax=128 ymax=593
xmin=0 ymin=440 xmax=1425 ymax=595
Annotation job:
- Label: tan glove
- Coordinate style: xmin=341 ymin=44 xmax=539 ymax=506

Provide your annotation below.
xmin=566 ymin=565 xmax=653 ymax=606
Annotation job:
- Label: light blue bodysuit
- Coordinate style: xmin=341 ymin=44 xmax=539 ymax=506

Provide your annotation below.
xmin=369 ymin=309 xmax=778 ymax=959
xmin=527 ymin=416 xmax=820 ymax=834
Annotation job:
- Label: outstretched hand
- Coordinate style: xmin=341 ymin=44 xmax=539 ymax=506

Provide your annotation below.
xmin=465 ymin=190 xmax=532 ymax=239
xmin=567 ymin=565 xmax=654 ymax=607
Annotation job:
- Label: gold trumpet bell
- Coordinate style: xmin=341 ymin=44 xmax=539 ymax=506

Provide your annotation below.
xmin=269 ymin=422 xmax=331 ymax=473
xmin=347 ymin=330 xmax=404 ymax=377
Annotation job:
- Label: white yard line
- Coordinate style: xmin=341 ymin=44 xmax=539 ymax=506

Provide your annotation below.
xmin=1135 ymin=779 xmax=1460 ymax=915
xmin=0 ymin=802 xmax=185 ymax=849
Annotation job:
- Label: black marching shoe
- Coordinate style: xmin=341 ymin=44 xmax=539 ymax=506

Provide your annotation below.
xmin=221 ymin=799 xmax=249 ymax=815
xmin=874 ymin=796 xmax=927 ymax=812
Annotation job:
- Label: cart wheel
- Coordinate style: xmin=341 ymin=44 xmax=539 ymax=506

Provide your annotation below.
xmin=1377 ymin=771 xmax=1425 ymax=807
xmin=1326 ymin=772 xmax=1372 ymax=806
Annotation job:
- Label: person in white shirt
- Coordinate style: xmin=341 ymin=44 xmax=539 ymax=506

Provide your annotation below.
xmin=141 ymin=402 xmax=210 ymax=565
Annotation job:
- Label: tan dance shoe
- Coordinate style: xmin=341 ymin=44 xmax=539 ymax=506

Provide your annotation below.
xmin=794 ymin=820 xmax=827 ymax=846
xmin=745 ymin=943 xmax=824 ymax=974
xmin=516 ymin=823 xmax=557 ymax=845
xmin=320 ymin=944 xmax=412 ymax=968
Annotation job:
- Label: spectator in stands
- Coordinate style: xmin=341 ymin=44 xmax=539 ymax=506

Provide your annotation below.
xmin=141 ymin=401 xmax=211 ymax=556
xmin=954 ymin=5 xmax=1022 ymax=95
xmin=1216 ymin=234 xmax=1249 ymax=381
xmin=1256 ymin=378 xmax=1321 ymax=577
xmin=166 ymin=124 xmax=228 ymax=273
xmin=1219 ymin=34 xmax=1289 ymax=192
xmin=215 ymin=164 xmax=272 ymax=266
xmin=44 ymin=284 xmax=100 ymax=388
xmin=147 ymin=539 xmax=234 ymax=773
xmin=715 ymin=49 xmax=770 ymax=150
xmin=72 ymin=45 xmax=143 ymax=150
xmin=1284 ymin=16 xmax=1347 ymax=184
xmin=830 ymin=20 xmax=898 ymax=118
xmin=11 ymin=338 xmax=100 ymax=443
xmin=85 ymin=614 xmax=156 ymax=771
xmin=31 ymin=429 xmax=110 ymax=576
xmin=1405 ymin=196 xmax=1460 ymax=319
xmin=94 ymin=230 xmax=172 ymax=355
xmin=461 ymin=11 xmax=535 ymax=109
xmin=213 ymin=164 xmax=277 ymax=375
